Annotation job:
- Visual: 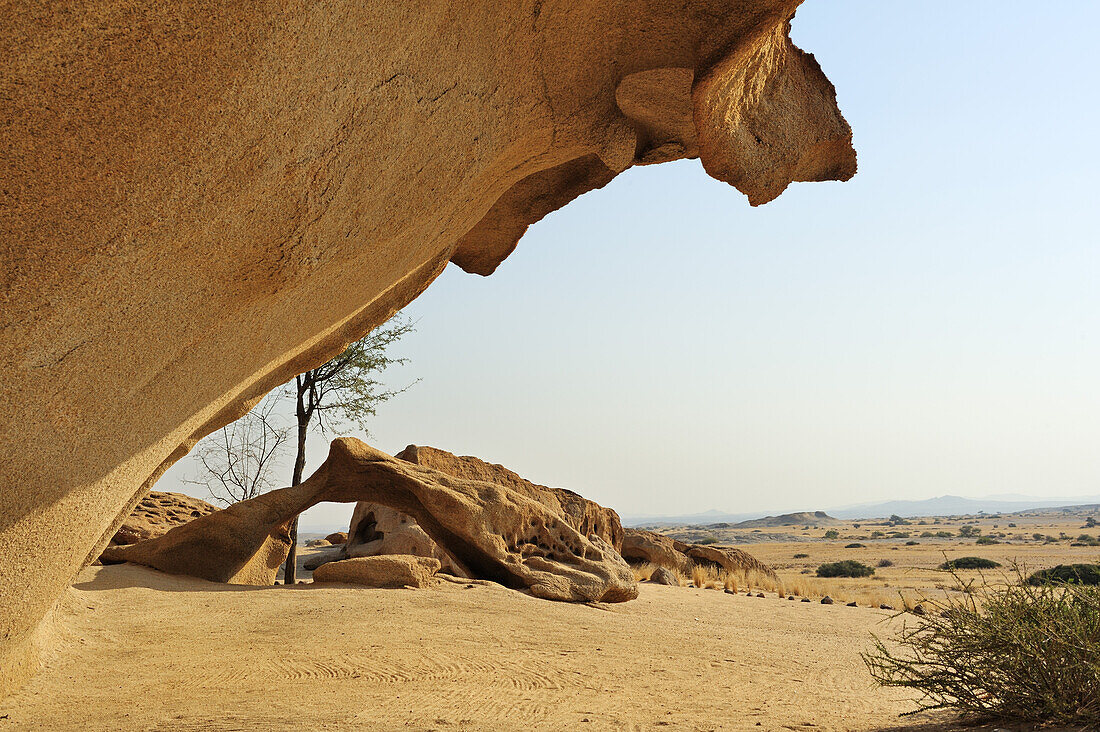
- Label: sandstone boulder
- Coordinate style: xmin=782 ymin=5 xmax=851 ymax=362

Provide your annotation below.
xmin=680 ymin=544 xmax=776 ymax=579
xmin=649 ymin=567 xmax=678 ymax=586
xmin=303 ymin=547 xmax=346 ymax=572
xmin=346 ymin=503 xmax=468 ymax=577
xmin=621 ymin=529 xmax=690 ymax=570
xmin=313 ymin=556 xmax=441 ymax=589
xmin=325 ymin=531 xmax=348 ymax=545
xmin=101 ymin=438 xmax=637 ymax=603
xmin=107 ymin=491 xmax=217 ymax=547
xmin=620 ymin=528 xmax=776 ymax=580
xmin=394 ymin=445 xmax=624 ymax=550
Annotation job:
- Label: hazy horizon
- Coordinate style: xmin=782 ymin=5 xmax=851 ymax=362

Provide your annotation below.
xmin=160 ymin=1 xmax=1100 ymax=531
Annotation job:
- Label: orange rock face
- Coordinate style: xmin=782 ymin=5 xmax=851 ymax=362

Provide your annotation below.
xmin=0 ymin=0 xmax=854 ymax=693
xmin=106 ymin=491 xmax=218 ymax=547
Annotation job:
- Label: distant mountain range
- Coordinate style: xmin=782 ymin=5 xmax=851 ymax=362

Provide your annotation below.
xmin=623 ymin=494 xmax=1100 ymax=527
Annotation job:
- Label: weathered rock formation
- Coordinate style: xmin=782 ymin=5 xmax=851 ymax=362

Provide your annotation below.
xmin=395 ymin=445 xmax=624 ymax=550
xmin=1 ymin=0 xmax=854 ymax=692
xmin=324 ymin=531 xmax=349 ymax=546
xmin=346 ymin=502 xmax=468 ymax=577
xmin=313 ymin=555 xmax=442 ymax=589
xmin=106 ymin=491 xmax=217 ymax=547
xmin=620 ymin=528 xmax=775 ymax=578
xmin=101 ymin=438 xmax=637 ymax=603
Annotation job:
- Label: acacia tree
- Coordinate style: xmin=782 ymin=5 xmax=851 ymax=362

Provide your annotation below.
xmin=283 ymin=315 xmax=416 ymax=583
xmin=186 ymin=395 xmax=290 ymax=505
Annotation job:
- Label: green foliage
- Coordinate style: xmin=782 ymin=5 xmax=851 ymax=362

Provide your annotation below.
xmin=934 ymin=531 xmax=954 ymax=538
xmin=958 ymin=525 xmax=981 ymax=537
xmin=864 ymin=571 xmax=1100 ymax=724
xmin=844 ymin=542 xmax=865 ymax=548
xmin=877 ymin=559 xmax=894 ymax=568
xmin=696 ymin=536 xmax=719 ymax=545
xmin=823 ymin=529 xmax=840 ymax=540
xmin=906 ymin=540 xmax=920 ymax=546
xmin=940 ymin=557 xmax=1001 ymax=570
xmin=793 ymin=553 xmax=809 ymax=559
xmin=1027 ymin=564 xmax=1100 ymax=586
xmin=871 ymin=531 xmax=885 ymax=539
xmin=975 ymin=536 xmax=999 ymax=545
xmin=817 ymin=560 xmax=875 ymax=578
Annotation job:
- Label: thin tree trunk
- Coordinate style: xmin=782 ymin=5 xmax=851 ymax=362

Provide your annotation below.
xmin=282 ymin=381 xmax=310 ymax=584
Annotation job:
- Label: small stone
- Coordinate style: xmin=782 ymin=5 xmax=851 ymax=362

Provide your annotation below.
xmin=801 ymin=597 xmax=811 ymax=603
xmin=649 ymin=567 xmax=677 ymax=586
xmin=880 ymin=604 xmax=894 ymax=610
xmin=724 ymin=588 xmax=735 ymax=595
xmin=846 ymin=601 xmax=857 ymax=607
xmin=911 ymin=604 xmax=927 ymax=616
xmin=756 ymin=592 xmax=766 ymax=598
xmin=788 ymin=595 xmax=797 ymax=600
xmin=820 ymin=595 xmax=834 ymax=605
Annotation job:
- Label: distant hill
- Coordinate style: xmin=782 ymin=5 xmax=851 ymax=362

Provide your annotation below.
xmin=724 ymin=511 xmax=842 ymax=528
xmin=827 ymin=494 xmax=1100 ymax=520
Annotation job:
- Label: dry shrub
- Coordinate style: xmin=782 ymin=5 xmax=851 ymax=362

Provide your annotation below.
xmin=864 ymin=569 xmax=1100 ymax=725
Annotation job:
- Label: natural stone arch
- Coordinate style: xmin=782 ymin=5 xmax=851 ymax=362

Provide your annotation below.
xmin=0 ymin=0 xmax=855 ymax=693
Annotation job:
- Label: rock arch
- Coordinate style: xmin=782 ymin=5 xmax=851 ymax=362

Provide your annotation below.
xmin=0 ymin=0 xmax=854 ymax=693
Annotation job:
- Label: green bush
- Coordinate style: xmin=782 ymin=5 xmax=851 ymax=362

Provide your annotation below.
xmin=939 ymin=557 xmax=1001 ymax=570
xmin=877 ymin=559 xmax=894 ymax=568
xmin=864 ymin=573 xmax=1100 ymax=724
xmin=696 ymin=536 xmax=719 ymax=545
xmin=793 ymin=553 xmax=809 ymax=559
xmin=844 ymin=542 xmax=865 ymax=548
xmin=1027 ymin=564 xmax=1100 ymax=586
xmin=823 ymin=529 xmax=840 ymax=540
xmin=905 ymin=540 xmax=920 ymax=545
xmin=817 ymin=560 xmax=875 ymax=578
xmin=975 ymin=536 xmax=999 ymax=545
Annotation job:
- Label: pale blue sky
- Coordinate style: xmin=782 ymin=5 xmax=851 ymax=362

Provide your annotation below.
xmin=164 ymin=1 xmax=1100 ymax=528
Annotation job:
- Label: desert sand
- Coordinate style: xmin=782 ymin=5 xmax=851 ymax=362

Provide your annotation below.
xmin=0 ymin=561 xmax=956 ymax=731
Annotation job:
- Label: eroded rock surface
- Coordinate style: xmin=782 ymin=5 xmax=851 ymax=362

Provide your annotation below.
xmin=313 ymin=555 xmax=442 ymax=589
xmin=106 ymin=491 xmax=217 ymax=547
xmin=102 ymin=438 xmax=638 ymax=603
xmin=395 ymin=445 xmax=624 ymax=550
xmin=1 ymin=0 xmax=854 ymax=692
xmin=620 ymin=528 xmax=775 ymax=578
xmin=346 ymin=502 xmax=469 ymax=577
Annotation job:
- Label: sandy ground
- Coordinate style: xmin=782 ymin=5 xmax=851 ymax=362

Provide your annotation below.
xmin=0 ymin=562 xmax=964 ymax=732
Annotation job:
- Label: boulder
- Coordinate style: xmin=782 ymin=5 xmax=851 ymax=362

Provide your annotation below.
xmin=107 ymin=491 xmax=217 ymax=547
xmin=346 ymin=502 xmax=468 ymax=577
xmin=649 ymin=567 xmax=678 ymax=586
xmin=820 ymin=595 xmax=834 ymax=605
xmin=303 ymin=547 xmax=346 ymax=572
xmin=620 ymin=528 xmax=776 ymax=579
xmin=101 ymin=438 xmax=637 ymax=603
xmin=313 ymin=556 xmax=441 ymax=589
xmin=680 ymin=544 xmax=777 ymax=579
xmin=394 ymin=445 xmax=624 ymax=550
xmin=305 ymin=539 xmax=331 ymax=547
xmin=621 ymin=529 xmax=690 ymax=570
xmin=325 ymin=531 xmax=348 ymax=545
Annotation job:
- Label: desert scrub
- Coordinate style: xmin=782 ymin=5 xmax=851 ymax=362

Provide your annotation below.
xmin=817 ymin=560 xmax=874 ymax=578
xmin=864 ymin=574 xmax=1100 ymax=725
xmin=1027 ymin=564 xmax=1100 ymax=586
xmin=939 ymin=557 xmax=1001 ymax=571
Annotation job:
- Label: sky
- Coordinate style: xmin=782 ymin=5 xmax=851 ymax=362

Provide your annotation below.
xmin=161 ymin=1 xmax=1100 ymax=530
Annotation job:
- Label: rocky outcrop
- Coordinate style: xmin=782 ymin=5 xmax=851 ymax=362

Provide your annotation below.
xmin=649 ymin=567 xmax=678 ymax=586
xmin=1 ymin=0 xmax=855 ymax=693
xmin=680 ymin=544 xmax=776 ymax=579
xmin=324 ymin=531 xmax=348 ymax=546
xmin=107 ymin=492 xmax=217 ymax=547
xmin=346 ymin=502 xmax=468 ymax=577
xmin=101 ymin=438 xmax=637 ymax=603
xmin=620 ymin=528 xmax=775 ymax=579
xmin=313 ymin=556 xmax=441 ymax=589
xmin=395 ymin=445 xmax=624 ymax=550
xmin=621 ymin=529 xmax=691 ymax=570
